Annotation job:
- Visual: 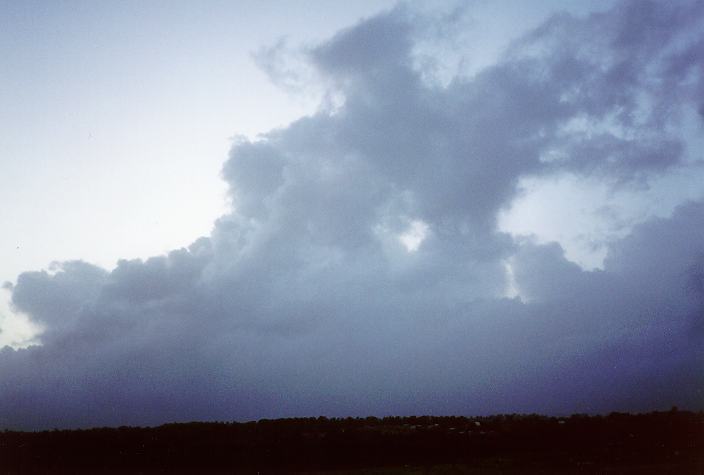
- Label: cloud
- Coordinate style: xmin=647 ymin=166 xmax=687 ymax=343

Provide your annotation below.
xmin=1 ymin=0 xmax=703 ymax=429
xmin=253 ymin=37 xmax=317 ymax=95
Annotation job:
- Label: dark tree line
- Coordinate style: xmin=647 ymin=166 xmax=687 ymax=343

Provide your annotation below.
xmin=1 ymin=410 xmax=702 ymax=473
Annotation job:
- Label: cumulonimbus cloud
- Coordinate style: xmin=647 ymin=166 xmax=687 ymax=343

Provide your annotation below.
xmin=1 ymin=0 xmax=703 ymax=429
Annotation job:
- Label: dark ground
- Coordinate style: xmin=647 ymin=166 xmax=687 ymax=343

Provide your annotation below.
xmin=1 ymin=410 xmax=702 ymax=473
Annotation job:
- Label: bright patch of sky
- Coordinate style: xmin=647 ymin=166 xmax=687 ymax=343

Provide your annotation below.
xmin=500 ymin=104 xmax=704 ymax=270
xmin=398 ymin=219 xmax=429 ymax=252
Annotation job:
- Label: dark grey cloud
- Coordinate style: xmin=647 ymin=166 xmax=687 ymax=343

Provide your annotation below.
xmin=2 ymin=0 xmax=703 ymax=429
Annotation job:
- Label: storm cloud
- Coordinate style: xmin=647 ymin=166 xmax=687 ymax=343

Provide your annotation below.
xmin=2 ymin=0 xmax=703 ymax=429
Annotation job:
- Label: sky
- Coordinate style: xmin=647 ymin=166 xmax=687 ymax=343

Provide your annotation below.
xmin=1 ymin=0 xmax=703 ymax=430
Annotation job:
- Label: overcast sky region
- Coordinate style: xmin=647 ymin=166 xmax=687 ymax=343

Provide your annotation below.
xmin=1 ymin=0 xmax=704 ymax=430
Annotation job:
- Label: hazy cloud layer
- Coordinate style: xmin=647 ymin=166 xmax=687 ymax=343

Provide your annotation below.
xmin=2 ymin=0 xmax=703 ymax=429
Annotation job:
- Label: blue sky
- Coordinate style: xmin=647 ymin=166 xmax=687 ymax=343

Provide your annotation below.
xmin=1 ymin=0 xmax=703 ymax=429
